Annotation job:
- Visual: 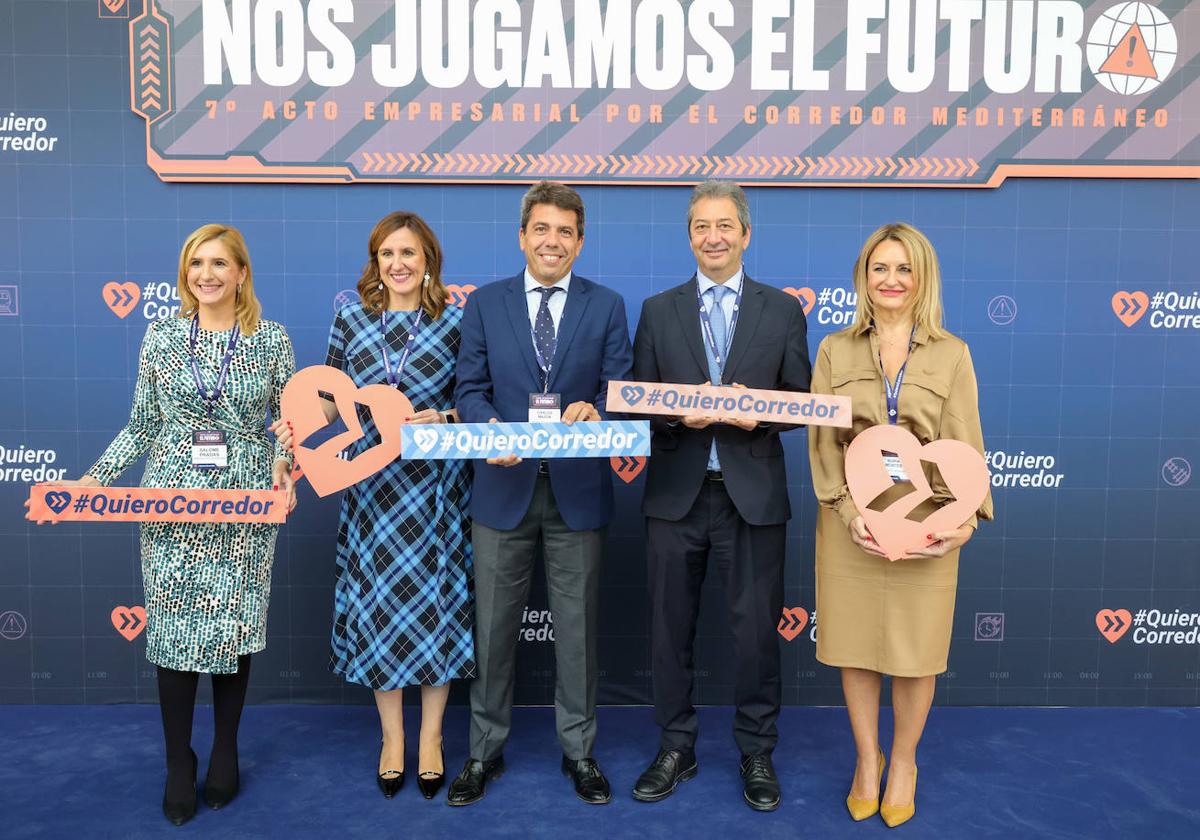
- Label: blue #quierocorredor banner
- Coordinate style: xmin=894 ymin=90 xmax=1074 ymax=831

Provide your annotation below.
xmin=109 ymin=0 xmax=1199 ymax=186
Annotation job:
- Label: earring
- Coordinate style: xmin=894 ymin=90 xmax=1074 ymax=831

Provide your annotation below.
xmin=423 ymin=272 xmax=430 ymax=286
xmin=377 ymin=282 xmax=384 ymax=290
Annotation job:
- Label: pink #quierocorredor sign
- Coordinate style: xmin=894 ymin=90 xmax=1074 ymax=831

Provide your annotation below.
xmin=608 ymin=380 xmax=850 ymax=427
xmin=844 ymin=424 xmax=989 ymax=561
xmin=28 ymin=486 xmax=286 ymax=523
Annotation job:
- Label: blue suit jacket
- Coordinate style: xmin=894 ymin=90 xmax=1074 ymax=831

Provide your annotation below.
xmin=455 ymin=273 xmax=634 ymax=531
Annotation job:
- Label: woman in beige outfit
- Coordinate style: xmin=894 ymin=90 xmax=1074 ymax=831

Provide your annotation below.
xmin=808 ymin=223 xmax=992 ymax=827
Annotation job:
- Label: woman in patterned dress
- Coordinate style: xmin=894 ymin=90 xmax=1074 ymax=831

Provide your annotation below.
xmin=275 ymin=211 xmax=475 ymax=800
xmin=46 ymin=225 xmax=296 ymax=825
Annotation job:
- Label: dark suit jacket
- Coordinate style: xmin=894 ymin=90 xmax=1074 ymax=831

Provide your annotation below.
xmin=633 ymin=275 xmax=811 ymax=526
xmin=455 ymin=272 xmax=634 ymax=531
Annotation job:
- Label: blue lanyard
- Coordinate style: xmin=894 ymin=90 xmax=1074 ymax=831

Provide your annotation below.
xmin=695 ymin=280 xmax=742 ymax=375
xmin=381 ymin=308 xmax=422 ymax=388
xmin=530 ymin=289 xmax=564 ymax=393
xmin=879 ymin=326 xmax=916 ymax=425
xmin=189 ymin=315 xmax=240 ymax=418
xmin=530 ymin=323 xmax=556 ymax=393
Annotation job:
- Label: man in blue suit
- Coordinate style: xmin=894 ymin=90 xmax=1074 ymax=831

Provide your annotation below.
xmin=450 ymin=181 xmax=633 ymax=806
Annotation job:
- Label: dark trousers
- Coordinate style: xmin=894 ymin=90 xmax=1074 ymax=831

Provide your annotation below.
xmin=647 ymin=478 xmax=785 ymax=756
xmin=469 ymin=475 xmax=604 ymax=762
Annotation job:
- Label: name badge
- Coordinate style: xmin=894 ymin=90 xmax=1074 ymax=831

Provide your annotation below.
xmin=881 ymin=451 xmax=909 ymax=483
xmin=528 ymin=393 xmax=561 ymax=423
xmin=193 ymin=430 xmax=228 ymax=470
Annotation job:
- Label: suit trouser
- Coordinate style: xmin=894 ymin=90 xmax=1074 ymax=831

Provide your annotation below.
xmin=469 ymin=474 xmax=604 ymax=762
xmin=647 ymin=477 xmax=786 ymax=756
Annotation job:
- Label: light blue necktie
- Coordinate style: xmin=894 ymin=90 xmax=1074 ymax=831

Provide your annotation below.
xmin=706 ymin=284 xmax=729 ymax=385
xmin=705 ymin=285 xmax=729 ymax=471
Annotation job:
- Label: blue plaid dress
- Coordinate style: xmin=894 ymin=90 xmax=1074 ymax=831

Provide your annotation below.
xmin=325 ymin=302 xmax=475 ymax=689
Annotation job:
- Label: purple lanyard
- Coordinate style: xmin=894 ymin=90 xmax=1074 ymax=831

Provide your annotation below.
xmin=879 ymin=326 xmax=916 ymax=425
xmin=381 ymin=308 xmax=422 ymax=388
xmin=189 ymin=316 xmax=240 ymax=418
xmin=695 ymin=280 xmax=742 ymax=373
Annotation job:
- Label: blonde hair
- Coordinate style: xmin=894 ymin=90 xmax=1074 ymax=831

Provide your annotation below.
xmin=850 ymin=222 xmax=948 ymax=340
xmin=357 ymin=212 xmax=448 ymax=320
xmin=177 ymin=224 xmax=262 ymax=335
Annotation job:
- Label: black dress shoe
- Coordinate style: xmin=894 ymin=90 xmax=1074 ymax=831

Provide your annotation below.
xmin=632 ymin=748 xmax=697 ymax=802
xmin=417 ymin=742 xmax=445 ymax=800
xmin=377 ymin=768 xmax=405 ymax=799
xmin=162 ymin=749 xmax=198 ymax=826
xmin=740 ymin=753 xmax=781 ymax=812
xmin=446 ymin=756 xmax=504 ymax=806
xmin=203 ymin=764 xmax=239 ymax=810
xmin=561 ymin=756 xmax=611 ymax=804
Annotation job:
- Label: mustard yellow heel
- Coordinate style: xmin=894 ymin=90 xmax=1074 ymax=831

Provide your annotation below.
xmin=880 ymin=766 xmax=917 ymax=828
xmin=845 ymin=748 xmax=885 ymax=821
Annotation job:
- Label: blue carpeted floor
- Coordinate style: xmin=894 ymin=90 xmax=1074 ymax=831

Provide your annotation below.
xmin=1 ymin=704 xmax=1197 ymax=839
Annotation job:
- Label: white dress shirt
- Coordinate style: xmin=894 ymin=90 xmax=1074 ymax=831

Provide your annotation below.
xmin=524 ymin=269 xmax=572 ymax=336
xmin=695 ymin=267 xmax=743 ymax=345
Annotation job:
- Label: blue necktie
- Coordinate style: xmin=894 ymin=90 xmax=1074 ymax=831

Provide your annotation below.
xmin=533 ymin=286 xmax=562 ymax=387
xmin=705 ymin=285 xmax=730 ymax=471
xmin=706 ymin=284 xmax=729 ymax=385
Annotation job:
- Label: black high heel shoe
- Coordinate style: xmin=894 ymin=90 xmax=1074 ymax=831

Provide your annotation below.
xmin=377 ymin=768 xmax=406 ymax=798
xmin=377 ymin=742 xmax=405 ymax=798
xmin=162 ymin=749 xmax=198 ymax=826
xmin=416 ymin=741 xmax=445 ymax=800
xmin=204 ymin=754 xmax=240 ymax=810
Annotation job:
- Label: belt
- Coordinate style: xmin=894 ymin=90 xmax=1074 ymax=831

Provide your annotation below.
xmin=705 ymin=470 xmax=724 ymax=482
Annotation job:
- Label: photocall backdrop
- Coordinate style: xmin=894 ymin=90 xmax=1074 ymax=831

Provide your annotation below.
xmin=1 ymin=0 xmax=1198 ymax=708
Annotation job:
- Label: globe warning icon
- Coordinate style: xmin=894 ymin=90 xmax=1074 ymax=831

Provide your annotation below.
xmin=1087 ymin=3 xmax=1177 ymax=95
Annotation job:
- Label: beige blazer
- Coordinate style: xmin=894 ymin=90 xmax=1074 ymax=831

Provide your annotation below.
xmin=808 ymin=324 xmax=994 ymax=529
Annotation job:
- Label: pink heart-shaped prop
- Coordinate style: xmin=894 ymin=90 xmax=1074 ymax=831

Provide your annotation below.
xmin=845 ymin=424 xmax=989 ymax=561
xmin=281 ymin=365 xmax=413 ymax=497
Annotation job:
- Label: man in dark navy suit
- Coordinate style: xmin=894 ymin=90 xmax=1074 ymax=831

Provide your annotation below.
xmin=630 ymin=181 xmax=811 ymax=811
xmin=450 ymin=181 xmax=633 ymax=806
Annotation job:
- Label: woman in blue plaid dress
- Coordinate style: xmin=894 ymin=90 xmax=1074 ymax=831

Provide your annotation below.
xmin=288 ymin=213 xmax=475 ymax=800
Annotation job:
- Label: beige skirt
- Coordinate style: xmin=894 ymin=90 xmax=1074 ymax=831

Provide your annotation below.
xmin=814 ymin=504 xmax=960 ymax=677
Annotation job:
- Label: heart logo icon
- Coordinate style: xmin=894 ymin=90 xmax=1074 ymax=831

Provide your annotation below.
xmin=777 ymin=606 xmax=809 ymax=641
xmin=281 ymin=365 xmax=414 ymax=497
xmin=103 ymin=281 xmax=140 ymax=318
xmin=44 ymin=491 xmax=72 ymax=514
xmin=609 ymin=455 xmax=646 ymax=484
xmin=1096 ymin=608 xmax=1132 ymax=643
xmin=445 ymin=284 xmax=477 ymax=308
xmin=412 ymin=428 xmax=440 ymax=453
xmin=845 ymin=425 xmax=990 ymax=561
xmin=782 ymin=286 xmax=816 ymax=316
xmin=1111 ymin=291 xmax=1148 ymax=327
xmin=620 ymin=385 xmax=645 ymax=406
xmin=111 ymin=605 xmax=146 ymax=641
xmin=102 ymin=0 xmax=127 ymax=12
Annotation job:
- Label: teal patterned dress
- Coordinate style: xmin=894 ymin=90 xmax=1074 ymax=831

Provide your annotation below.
xmin=88 ymin=317 xmax=295 ymax=674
